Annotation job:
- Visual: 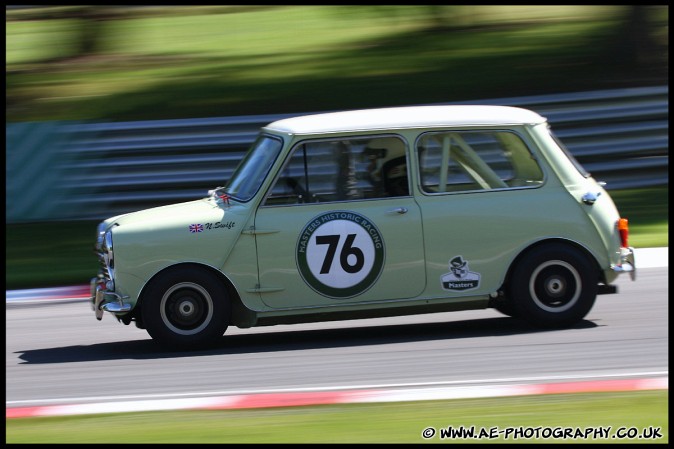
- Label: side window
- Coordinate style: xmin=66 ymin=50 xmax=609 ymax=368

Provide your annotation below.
xmin=417 ymin=130 xmax=543 ymax=193
xmin=264 ymin=136 xmax=410 ymax=206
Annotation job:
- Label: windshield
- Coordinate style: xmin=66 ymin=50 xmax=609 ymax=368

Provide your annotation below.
xmin=224 ymin=134 xmax=284 ymax=201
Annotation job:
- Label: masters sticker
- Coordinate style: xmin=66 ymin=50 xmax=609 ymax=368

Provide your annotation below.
xmin=441 ymin=256 xmax=481 ymax=291
xmin=296 ymin=211 xmax=385 ymax=298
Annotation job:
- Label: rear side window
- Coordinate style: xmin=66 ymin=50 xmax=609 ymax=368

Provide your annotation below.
xmin=548 ymin=127 xmax=591 ymax=178
xmin=417 ymin=130 xmax=544 ymax=193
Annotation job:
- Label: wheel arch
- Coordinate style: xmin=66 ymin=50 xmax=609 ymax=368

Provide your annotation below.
xmin=501 ymin=238 xmax=602 ymax=293
xmin=136 ymin=262 xmax=252 ymax=327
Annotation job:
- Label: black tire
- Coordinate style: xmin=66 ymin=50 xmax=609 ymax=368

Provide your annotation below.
xmin=508 ymin=243 xmax=598 ymax=328
xmin=141 ymin=267 xmax=230 ymax=348
xmin=492 ymin=298 xmax=519 ymax=318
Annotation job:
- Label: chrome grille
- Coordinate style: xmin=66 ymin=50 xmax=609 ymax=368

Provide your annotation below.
xmin=96 ymin=249 xmax=112 ymax=283
xmin=95 ymin=224 xmax=114 ymax=284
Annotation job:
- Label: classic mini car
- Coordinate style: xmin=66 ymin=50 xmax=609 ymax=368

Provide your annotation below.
xmin=91 ymin=105 xmax=636 ymax=347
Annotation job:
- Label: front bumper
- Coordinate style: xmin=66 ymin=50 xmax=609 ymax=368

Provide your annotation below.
xmin=90 ymin=277 xmax=132 ymax=320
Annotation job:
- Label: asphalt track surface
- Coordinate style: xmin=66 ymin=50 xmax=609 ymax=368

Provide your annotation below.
xmin=6 ymin=249 xmax=668 ymax=417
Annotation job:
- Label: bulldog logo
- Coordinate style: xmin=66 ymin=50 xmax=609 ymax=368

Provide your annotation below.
xmin=441 ymin=256 xmax=481 ymax=291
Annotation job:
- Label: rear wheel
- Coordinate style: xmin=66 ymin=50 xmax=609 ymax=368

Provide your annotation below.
xmin=142 ymin=267 xmax=230 ymax=348
xmin=508 ymin=244 xmax=598 ymax=328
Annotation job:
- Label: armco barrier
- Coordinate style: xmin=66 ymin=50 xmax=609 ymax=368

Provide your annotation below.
xmin=6 ymin=86 xmax=668 ymax=223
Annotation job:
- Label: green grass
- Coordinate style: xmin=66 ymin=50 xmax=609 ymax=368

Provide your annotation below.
xmin=609 ymin=187 xmax=669 ymax=248
xmin=4 ymin=186 xmax=667 ymax=290
xmin=5 ymin=390 xmax=668 ymax=443
xmin=6 ymin=5 xmax=667 ymax=122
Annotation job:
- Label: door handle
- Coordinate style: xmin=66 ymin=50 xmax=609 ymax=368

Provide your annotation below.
xmin=388 ymin=207 xmax=408 ymax=215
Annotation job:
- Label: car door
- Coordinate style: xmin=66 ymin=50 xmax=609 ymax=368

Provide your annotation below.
xmin=254 ymin=135 xmax=426 ymax=308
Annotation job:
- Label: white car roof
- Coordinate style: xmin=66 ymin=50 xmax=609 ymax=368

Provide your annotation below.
xmin=264 ymin=105 xmax=546 ymax=135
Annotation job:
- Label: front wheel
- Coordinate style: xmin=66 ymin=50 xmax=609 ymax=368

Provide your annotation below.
xmin=141 ymin=267 xmax=230 ymax=348
xmin=508 ymin=244 xmax=598 ymax=328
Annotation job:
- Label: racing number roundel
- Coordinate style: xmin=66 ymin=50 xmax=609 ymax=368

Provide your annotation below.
xmin=296 ymin=211 xmax=385 ymax=298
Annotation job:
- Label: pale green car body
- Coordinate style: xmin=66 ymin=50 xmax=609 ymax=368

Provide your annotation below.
xmin=91 ymin=105 xmax=635 ymax=347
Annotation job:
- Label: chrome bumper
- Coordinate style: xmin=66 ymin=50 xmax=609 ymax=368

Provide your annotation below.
xmin=90 ymin=277 xmax=132 ymax=320
xmin=611 ymin=246 xmax=636 ymax=281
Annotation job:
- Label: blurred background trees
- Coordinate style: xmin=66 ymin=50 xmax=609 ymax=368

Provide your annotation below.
xmin=6 ymin=5 xmax=667 ymax=122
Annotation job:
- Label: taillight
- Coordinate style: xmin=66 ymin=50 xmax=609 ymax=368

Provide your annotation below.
xmin=617 ymin=218 xmax=629 ymax=247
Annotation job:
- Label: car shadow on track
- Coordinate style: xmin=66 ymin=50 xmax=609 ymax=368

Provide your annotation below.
xmin=15 ymin=316 xmax=599 ymax=364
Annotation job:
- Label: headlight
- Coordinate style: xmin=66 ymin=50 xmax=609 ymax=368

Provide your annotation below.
xmin=95 ymin=221 xmax=107 ymax=251
xmin=94 ymin=223 xmax=117 ymax=290
xmin=104 ymin=230 xmax=114 ymax=269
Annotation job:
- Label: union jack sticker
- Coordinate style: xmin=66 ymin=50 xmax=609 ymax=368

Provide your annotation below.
xmin=189 ymin=224 xmax=204 ymax=233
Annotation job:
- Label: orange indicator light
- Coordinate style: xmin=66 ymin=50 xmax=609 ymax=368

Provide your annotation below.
xmin=617 ymin=218 xmax=629 ymax=247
